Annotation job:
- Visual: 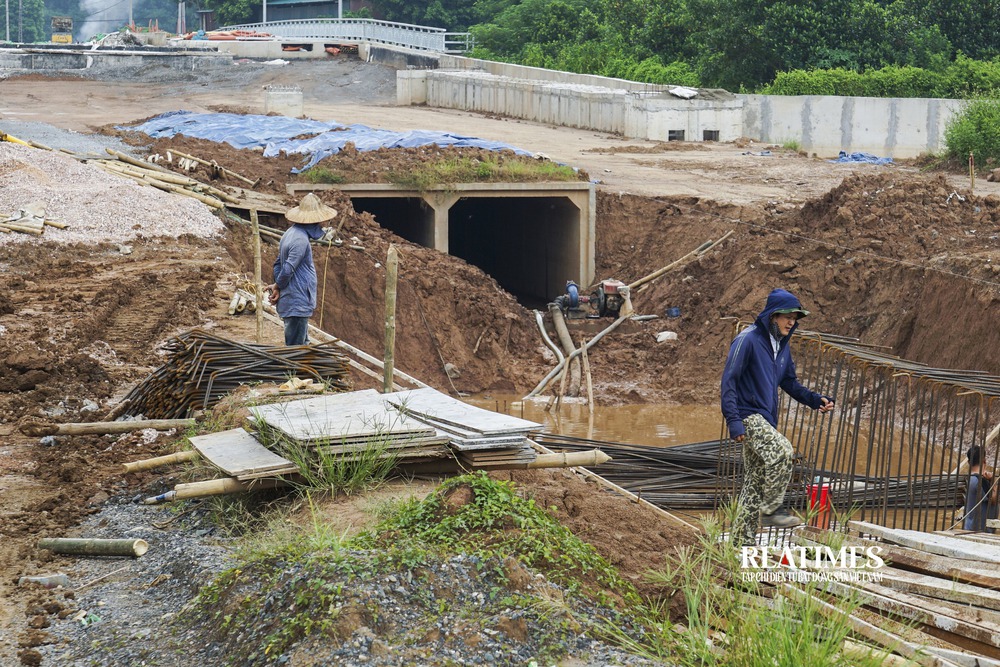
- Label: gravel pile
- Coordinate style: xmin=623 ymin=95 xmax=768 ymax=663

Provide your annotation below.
xmin=31 ymin=494 xmax=670 ymax=667
xmin=0 ymin=142 xmax=225 ymax=246
xmin=0 ymin=120 xmax=138 ymax=156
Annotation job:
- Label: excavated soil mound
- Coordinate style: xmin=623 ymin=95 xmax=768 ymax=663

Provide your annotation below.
xmin=589 ymin=172 xmax=1000 ymax=404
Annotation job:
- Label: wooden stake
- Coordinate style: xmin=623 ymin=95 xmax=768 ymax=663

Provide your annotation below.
xmin=383 ymin=244 xmax=398 ymax=394
xmin=970 ymin=152 xmax=975 ymax=196
xmin=250 ymin=209 xmax=264 ymax=344
xmin=38 ymin=538 xmax=149 ymax=558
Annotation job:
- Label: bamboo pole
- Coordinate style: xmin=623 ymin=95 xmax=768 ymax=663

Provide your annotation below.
xmin=0 ymin=222 xmax=44 ymax=235
xmin=580 ymin=337 xmax=595 ymax=438
xmin=629 ymin=231 xmax=734 ymax=291
xmin=383 ymin=244 xmax=398 ymax=393
xmin=147 ymin=179 xmax=224 ymax=208
xmin=105 ymin=148 xmax=178 ymax=176
xmin=251 ymin=209 xmax=264 ymax=344
xmin=0 ymin=132 xmax=32 ymax=146
xmin=38 ymin=538 xmax=149 ymax=558
xmin=122 ymin=450 xmax=199 ymax=474
xmin=143 ymin=477 xmax=291 ymax=503
xmin=21 ymin=418 xmax=196 ymax=437
xmin=527 ymin=449 xmax=610 ymax=469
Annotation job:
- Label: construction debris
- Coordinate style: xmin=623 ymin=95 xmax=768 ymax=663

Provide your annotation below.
xmin=1 ymin=201 xmax=65 ymax=236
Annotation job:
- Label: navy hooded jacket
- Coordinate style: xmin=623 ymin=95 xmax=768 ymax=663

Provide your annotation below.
xmin=720 ymin=289 xmax=829 ymax=439
xmin=272 ymin=223 xmax=325 ymax=318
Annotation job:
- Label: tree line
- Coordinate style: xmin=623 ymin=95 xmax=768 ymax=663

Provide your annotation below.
xmin=9 ymin=0 xmax=1000 ymax=98
xmin=379 ymin=0 xmax=1000 ymax=98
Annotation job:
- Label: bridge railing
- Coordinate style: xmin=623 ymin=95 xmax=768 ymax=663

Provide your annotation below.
xmin=216 ymin=18 xmax=473 ymax=53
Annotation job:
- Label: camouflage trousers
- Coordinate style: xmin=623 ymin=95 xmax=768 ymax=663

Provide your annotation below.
xmin=732 ymin=413 xmax=794 ymax=546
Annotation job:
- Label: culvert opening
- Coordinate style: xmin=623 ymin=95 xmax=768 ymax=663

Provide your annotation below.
xmin=450 ymin=197 xmax=579 ymax=306
xmin=350 ymin=197 xmax=435 ymax=247
xmin=350 ymin=195 xmax=582 ymax=308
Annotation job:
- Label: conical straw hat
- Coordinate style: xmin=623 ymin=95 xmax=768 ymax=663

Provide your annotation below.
xmin=285 ymin=193 xmax=338 ymax=224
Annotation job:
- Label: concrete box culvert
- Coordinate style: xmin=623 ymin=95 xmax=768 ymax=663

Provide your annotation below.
xmin=289 ymin=182 xmax=595 ymax=307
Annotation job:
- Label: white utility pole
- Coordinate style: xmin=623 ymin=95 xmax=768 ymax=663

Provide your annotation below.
xmin=338 ymin=0 xmax=342 ymax=18
xmin=262 ymin=0 xmax=266 ymax=24
xmin=5 ymin=0 xmax=9 ymax=42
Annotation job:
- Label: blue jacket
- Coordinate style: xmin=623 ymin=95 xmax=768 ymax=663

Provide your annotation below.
xmin=272 ymin=223 xmax=324 ymax=318
xmin=720 ymin=289 xmax=829 ymax=439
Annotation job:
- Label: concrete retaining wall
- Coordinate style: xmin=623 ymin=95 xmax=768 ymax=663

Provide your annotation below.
xmin=401 ymin=70 xmax=745 ymax=144
xmin=393 ymin=49 xmax=969 ymax=158
xmin=741 ymin=95 xmax=966 ymax=158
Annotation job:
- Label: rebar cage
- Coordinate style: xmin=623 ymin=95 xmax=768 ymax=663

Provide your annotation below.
xmin=717 ymin=325 xmax=1000 ymax=535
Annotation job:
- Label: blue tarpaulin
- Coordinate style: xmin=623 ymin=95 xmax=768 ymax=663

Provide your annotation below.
xmin=829 ymin=151 xmax=893 ymax=165
xmin=126 ymin=111 xmax=533 ymax=172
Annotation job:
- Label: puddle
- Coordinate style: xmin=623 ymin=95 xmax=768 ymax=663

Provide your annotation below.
xmin=464 ymin=394 xmax=722 ymax=447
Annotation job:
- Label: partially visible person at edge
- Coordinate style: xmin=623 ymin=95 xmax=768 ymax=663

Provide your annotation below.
xmin=720 ymin=288 xmax=836 ymax=547
xmin=266 ymin=193 xmax=337 ymax=346
xmin=963 ymin=444 xmax=998 ymax=532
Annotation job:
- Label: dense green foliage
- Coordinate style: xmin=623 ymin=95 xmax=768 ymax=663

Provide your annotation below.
xmin=762 ymin=56 xmax=1000 ymax=98
xmin=945 ymin=98 xmax=1000 ymax=167
xmin=376 ymin=0 xmax=1000 ymax=96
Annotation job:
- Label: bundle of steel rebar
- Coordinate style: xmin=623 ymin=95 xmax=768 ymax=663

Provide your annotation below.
xmin=118 ymin=330 xmax=350 ymax=419
xmin=534 ymin=434 xmax=743 ymax=509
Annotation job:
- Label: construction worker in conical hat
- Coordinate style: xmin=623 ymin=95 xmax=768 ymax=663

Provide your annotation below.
xmin=266 ymin=193 xmax=338 ymax=345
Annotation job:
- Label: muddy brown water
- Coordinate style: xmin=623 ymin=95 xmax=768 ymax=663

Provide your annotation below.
xmin=466 ymin=395 xmax=723 ymax=447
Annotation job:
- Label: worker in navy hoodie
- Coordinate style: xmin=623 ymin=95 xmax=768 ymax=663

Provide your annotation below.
xmin=721 ymin=288 xmax=835 ymax=546
xmin=266 ymin=193 xmax=337 ymax=345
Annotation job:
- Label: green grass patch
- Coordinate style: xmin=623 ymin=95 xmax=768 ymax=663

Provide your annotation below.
xmin=386 ymin=153 xmax=580 ymax=190
xmin=252 ymin=413 xmax=400 ymax=496
xmin=353 ymin=471 xmax=637 ymax=604
xmin=301 ymin=166 xmax=346 ymax=184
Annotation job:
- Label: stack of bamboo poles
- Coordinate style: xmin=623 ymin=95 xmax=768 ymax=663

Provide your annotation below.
xmin=117 ymin=329 xmax=351 ymax=419
xmin=94 ymin=149 xmax=240 ymax=209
